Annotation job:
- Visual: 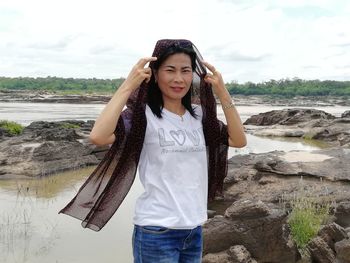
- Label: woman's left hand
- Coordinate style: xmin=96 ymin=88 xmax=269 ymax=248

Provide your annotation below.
xmin=202 ymin=61 xmax=227 ymax=97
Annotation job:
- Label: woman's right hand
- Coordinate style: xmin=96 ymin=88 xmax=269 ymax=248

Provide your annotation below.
xmin=122 ymin=57 xmax=157 ymax=92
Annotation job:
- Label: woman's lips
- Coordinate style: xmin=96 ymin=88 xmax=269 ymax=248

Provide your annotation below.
xmin=171 ymin=87 xmax=184 ymax=92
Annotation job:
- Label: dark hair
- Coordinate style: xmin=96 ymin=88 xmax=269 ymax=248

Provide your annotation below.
xmin=147 ymin=44 xmax=198 ymax=119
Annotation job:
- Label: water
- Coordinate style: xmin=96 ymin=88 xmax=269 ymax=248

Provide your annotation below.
xmin=0 ymin=102 xmax=104 ymax=126
xmin=0 ymin=167 xmax=139 ymax=263
xmin=0 ymin=102 xmax=347 ymax=126
xmin=0 ymin=102 xmax=347 ymax=262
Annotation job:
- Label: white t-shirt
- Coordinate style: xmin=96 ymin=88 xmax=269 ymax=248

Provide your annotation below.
xmin=133 ymin=104 xmax=208 ymax=229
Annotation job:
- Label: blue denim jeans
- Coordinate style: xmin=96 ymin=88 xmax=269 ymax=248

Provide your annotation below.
xmin=132 ymin=224 xmax=203 ymax=263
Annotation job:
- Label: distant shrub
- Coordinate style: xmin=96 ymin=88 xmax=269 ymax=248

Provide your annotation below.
xmin=0 ymin=120 xmax=24 ymax=135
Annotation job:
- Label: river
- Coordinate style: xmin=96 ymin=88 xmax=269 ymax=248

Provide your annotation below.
xmin=0 ymin=102 xmax=348 ymax=263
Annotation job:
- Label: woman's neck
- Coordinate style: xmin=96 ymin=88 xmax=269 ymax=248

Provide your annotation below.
xmin=163 ymin=101 xmax=186 ymax=116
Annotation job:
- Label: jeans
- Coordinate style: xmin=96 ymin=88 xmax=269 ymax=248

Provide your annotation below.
xmin=132 ymin=224 xmax=203 ymax=263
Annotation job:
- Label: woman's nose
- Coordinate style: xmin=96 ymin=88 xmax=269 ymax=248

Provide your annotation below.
xmin=173 ymin=72 xmax=184 ymax=83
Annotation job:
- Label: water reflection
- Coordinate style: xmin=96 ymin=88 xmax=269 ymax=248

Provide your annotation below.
xmin=227 ymin=134 xmax=325 ymax=159
xmin=0 ymin=167 xmax=141 ymax=262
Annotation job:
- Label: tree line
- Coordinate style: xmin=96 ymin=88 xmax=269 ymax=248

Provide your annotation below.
xmin=0 ymin=76 xmax=125 ymax=94
xmin=227 ymin=78 xmax=350 ymax=97
xmin=0 ymin=76 xmax=349 ymax=96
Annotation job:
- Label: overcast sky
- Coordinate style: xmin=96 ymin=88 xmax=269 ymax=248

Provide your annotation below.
xmin=1 ymin=0 xmax=350 ymax=83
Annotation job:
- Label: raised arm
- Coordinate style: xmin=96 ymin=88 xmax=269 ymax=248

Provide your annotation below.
xmin=89 ymin=57 xmax=157 ymax=146
xmin=202 ymin=61 xmax=247 ymax=148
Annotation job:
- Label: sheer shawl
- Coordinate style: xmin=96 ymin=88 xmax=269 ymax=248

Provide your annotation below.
xmin=58 ymin=39 xmax=229 ymax=231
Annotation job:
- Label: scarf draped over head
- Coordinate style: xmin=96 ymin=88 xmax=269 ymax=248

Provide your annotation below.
xmin=58 ymin=39 xmax=229 ymax=231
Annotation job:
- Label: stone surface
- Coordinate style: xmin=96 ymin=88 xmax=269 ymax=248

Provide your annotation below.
xmin=202 ymin=250 xmax=232 ymax=263
xmin=203 ymin=200 xmax=300 ymax=263
xmin=335 ymin=202 xmax=350 ymax=228
xmin=224 ymin=149 xmax=350 ymax=206
xmin=307 ymin=236 xmax=336 ymax=263
xmin=342 ymin=110 xmax=350 ymax=118
xmin=224 ymin=199 xmax=270 ymax=219
xmin=203 ymin=147 xmax=350 ymax=262
xmin=243 ymin=108 xmax=335 ymax=126
xmin=243 ymin=108 xmax=350 ymax=147
xmin=0 ymin=89 xmax=110 ymax=103
xmin=0 ymin=120 xmax=104 ymax=178
xmin=317 ymin=223 xmax=348 ymax=251
xmin=202 ymin=245 xmax=258 ymax=263
xmin=335 ymin=238 xmax=350 ymax=263
xmin=229 ymin=245 xmax=258 ymax=263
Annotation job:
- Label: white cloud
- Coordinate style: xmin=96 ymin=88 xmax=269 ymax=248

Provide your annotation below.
xmin=0 ymin=0 xmax=349 ymax=82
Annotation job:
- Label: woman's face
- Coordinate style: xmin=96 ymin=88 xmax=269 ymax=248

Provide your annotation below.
xmin=155 ymin=53 xmax=193 ymax=103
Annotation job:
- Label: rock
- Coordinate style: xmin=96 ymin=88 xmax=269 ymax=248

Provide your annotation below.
xmin=342 ymin=110 xmax=350 ymax=118
xmin=203 ymin=143 xmax=350 ymax=262
xmin=335 ymin=238 xmax=350 ymax=263
xmin=224 ymin=149 xmax=350 ymax=206
xmin=252 ymin=148 xmax=350 ymax=182
xmin=202 ymin=245 xmax=258 ymax=263
xmin=203 ymin=199 xmax=300 ymax=263
xmin=317 ymin=223 xmax=348 ymax=251
xmin=0 ymin=89 xmax=110 ymax=103
xmin=311 ymin=119 xmax=350 ymax=146
xmin=0 ymin=120 xmax=104 ymax=178
xmin=336 ymin=202 xmax=350 ymax=229
xmin=207 ymin=210 xmax=217 ymax=218
xmin=216 ymin=148 xmax=350 ymax=262
xmin=0 ymin=127 xmax=13 ymax=138
xmin=243 ymin=108 xmax=335 ymax=126
xmin=202 ymin=250 xmax=232 ymax=263
xmin=23 ymin=120 xmax=92 ymax=141
xmin=243 ymin=108 xmax=350 ymax=147
xmin=307 ymin=236 xmax=336 ymax=263
xmin=229 ymin=245 xmax=258 ymax=263
xmin=345 ymin=227 xmax=350 ymax=236
xmin=224 ymin=199 xmax=270 ymax=219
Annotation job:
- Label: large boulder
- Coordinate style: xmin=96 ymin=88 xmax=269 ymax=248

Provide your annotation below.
xmin=203 ymin=199 xmax=300 ymax=262
xmin=243 ymin=108 xmax=335 ymax=126
xmin=318 ymin=223 xmax=348 ymax=251
xmin=335 ymin=238 xmax=350 ymax=263
xmin=243 ymin=108 xmax=350 ymax=147
xmin=307 ymin=236 xmax=336 ymax=263
xmin=0 ymin=120 xmax=105 ymax=178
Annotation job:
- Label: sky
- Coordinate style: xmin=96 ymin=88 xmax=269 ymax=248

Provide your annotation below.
xmin=1 ymin=0 xmax=350 ymax=83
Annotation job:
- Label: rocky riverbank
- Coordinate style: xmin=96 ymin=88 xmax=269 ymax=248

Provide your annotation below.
xmin=1 ymin=108 xmax=350 ymax=262
xmin=0 ymin=89 xmax=111 ymax=103
xmin=0 ymin=120 xmax=107 ymax=179
xmin=203 ymin=148 xmax=350 ymax=262
xmin=200 ymin=108 xmax=350 ymax=262
xmin=1 ymin=89 xmax=350 ymax=106
xmin=1 ymin=108 xmax=347 ymax=179
xmin=244 ymin=108 xmax=350 ymax=148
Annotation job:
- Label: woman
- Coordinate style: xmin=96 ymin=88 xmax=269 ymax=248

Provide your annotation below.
xmin=59 ymin=39 xmax=246 ymax=262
